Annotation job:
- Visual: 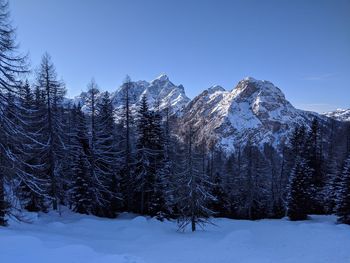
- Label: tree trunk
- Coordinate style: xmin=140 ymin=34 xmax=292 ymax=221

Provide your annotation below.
xmin=191 ymin=215 xmax=196 ymax=232
xmin=0 ymin=171 xmax=7 ymax=226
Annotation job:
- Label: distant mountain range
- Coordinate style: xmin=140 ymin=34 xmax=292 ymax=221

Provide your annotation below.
xmin=73 ymin=74 xmax=190 ymax=115
xmin=179 ymin=77 xmax=331 ymax=151
xmin=324 ymin=109 xmax=350 ymax=122
xmin=71 ymin=74 xmax=347 ymax=152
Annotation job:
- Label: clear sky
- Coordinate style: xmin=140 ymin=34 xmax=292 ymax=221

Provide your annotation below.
xmin=10 ymin=0 xmax=350 ymax=113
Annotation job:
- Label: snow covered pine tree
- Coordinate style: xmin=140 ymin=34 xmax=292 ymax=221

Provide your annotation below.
xmin=0 ymin=0 xmax=28 ymax=226
xmin=174 ymin=125 xmax=215 ymax=232
xmin=336 ymin=155 xmax=350 ymax=224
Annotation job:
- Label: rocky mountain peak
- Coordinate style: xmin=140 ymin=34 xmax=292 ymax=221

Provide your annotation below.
xmin=324 ymin=109 xmax=350 ymax=122
xmin=207 ymin=85 xmax=225 ymax=94
xmin=233 ymin=77 xmax=285 ymax=101
xmin=180 ymin=77 xmax=324 ymax=152
xmin=151 ymin=73 xmax=170 ymax=83
xmin=111 ymin=74 xmax=190 ymax=113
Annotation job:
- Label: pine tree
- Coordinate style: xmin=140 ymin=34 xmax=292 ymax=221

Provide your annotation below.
xmin=305 ymin=118 xmax=325 ymax=214
xmin=134 ymin=95 xmax=153 ymax=214
xmin=209 ymin=149 xmax=231 ymax=217
xmin=287 ymin=156 xmax=313 ymax=221
xmin=290 ymin=125 xmax=307 ymax=158
xmin=239 ymin=142 xmax=270 ymax=219
xmin=71 ymin=151 xmax=93 ymax=214
xmin=95 ymin=91 xmax=121 ymax=217
xmin=175 ymin=126 xmax=215 ymax=232
xmin=84 ymin=81 xmax=118 ymax=216
xmin=148 ymin=108 xmax=167 ymax=215
xmin=148 ymin=106 xmax=170 ymax=219
xmin=323 ymin=157 xmax=340 ymax=213
xmin=210 ymin=168 xmax=230 ymax=217
xmin=264 ymin=144 xmax=285 ymax=218
xmin=119 ymin=76 xmax=135 ymax=211
xmin=70 ymin=105 xmax=93 ymax=214
xmin=0 ymin=0 xmax=28 ymax=225
xmin=35 ymin=53 xmax=66 ymax=211
xmin=155 ymin=107 xmax=177 ymax=219
xmin=336 ymin=156 xmax=350 ymax=224
xmin=17 ymin=81 xmax=47 ymax=212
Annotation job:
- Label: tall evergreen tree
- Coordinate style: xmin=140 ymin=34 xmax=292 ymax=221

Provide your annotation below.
xmin=264 ymin=144 xmax=285 ymax=218
xmin=155 ymin=107 xmax=177 ymax=219
xmin=336 ymin=156 xmax=350 ymax=224
xmin=84 ymin=81 xmax=118 ymax=216
xmin=323 ymin=157 xmax=341 ymax=213
xmin=95 ymin=91 xmax=121 ymax=217
xmin=134 ymin=95 xmax=150 ymax=214
xmin=17 ymin=81 xmax=47 ymax=212
xmin=147 ymin=106 xmax=167 ymax=217
xmin=238 ymin=142 xmax=270 ymax=219
xmin=70 ymin=105 xmax=93 ymax=214
xmin=0 ymin=0 xmax=28 ymax=225
xmin=175 ymin=125 xmax=215 ymax=232
xmin=35 ymin=53 xmax=66 ymax=211
xmin=287 ymin=156 xmax=313 ymax=221
xmin=119 ymin=76 xmax=135 ymax=211
xmin=306 ymin=119 xmax=325 ymax=214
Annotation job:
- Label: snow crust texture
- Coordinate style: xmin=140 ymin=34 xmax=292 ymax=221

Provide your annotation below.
xmin=1 ymin=211 xmax=349 ymax=263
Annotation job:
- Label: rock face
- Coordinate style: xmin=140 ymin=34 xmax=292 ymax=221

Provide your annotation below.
xmin=72 ymin=75 xmax=336 ymax=153
xmin=180 ymin=77 xmax=324 ymax=152
xmin=324 ymin=109 xmax=350 ymax=122
xmin=111 ymin=74 xmax=190 ymax=114
xmin=72 ymin=74 xmax=190 ymax=115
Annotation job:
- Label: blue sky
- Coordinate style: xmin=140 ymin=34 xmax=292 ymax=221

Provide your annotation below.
xmin=10 ymin=0 xmax=350 ymax=112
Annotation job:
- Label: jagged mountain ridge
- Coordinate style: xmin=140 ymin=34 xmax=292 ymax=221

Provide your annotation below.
xmin=180 ymin=77 xmax=327 ymax=151
xmin=71 ymin=75 xmax=335 ymax=152
xmin=73 ymin=74 xmax=190 ymax=114
xmin=324 ymin=109 xmax=350 ymax=122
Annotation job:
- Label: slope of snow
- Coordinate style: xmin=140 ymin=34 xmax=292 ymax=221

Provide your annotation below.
xmin=111 ymin=74 xmax=190 ymax=114
xmin=324 ymin=109 xmax=350 ymax=122
xmin=68 ymin=74 xmax=190 ymax=115
xmin=182 ymin=77 xmax=325 ymax=152
xmin=1 ymin=210 xmax=350 ymax=263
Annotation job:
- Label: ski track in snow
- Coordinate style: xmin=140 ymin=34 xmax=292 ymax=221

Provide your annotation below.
xmin=1 ymin=211 xmax=350 ymax=263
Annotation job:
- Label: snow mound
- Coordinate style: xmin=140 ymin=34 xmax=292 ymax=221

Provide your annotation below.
xmin=131 ymin=216 xmax=148 ymax=224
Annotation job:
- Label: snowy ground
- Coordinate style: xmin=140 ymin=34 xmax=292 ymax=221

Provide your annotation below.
xmin=1 ymin=210 xmax=350 ymax=263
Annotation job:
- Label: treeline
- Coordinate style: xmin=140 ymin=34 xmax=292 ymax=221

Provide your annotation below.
xmin=0 ymin=52 xmax=218 ymax=231
xmin=0 ymin=0 xmax=350 ymax=231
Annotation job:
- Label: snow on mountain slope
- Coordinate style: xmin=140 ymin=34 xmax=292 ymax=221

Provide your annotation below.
xmin=111 ymin=74 xmax=190 ymax=114
xmin=70 ymin=74 xmax=190 ymax=115
xmin=69 ymin=75 xmax=333 ymax=152
xmin=324 ymin=109 xmax=350 ymax=122
xmin=182 ymin=77 xmax=323 ymax=151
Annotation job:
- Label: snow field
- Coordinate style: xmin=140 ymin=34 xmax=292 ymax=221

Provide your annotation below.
xmin=1 ymin=211 xmax=349 ymax=263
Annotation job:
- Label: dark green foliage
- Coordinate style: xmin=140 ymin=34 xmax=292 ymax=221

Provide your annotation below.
xmin=35 ymin=53 xmax=67 ymax=211
xmin=71 ymin=150 xmax=93 ymax=214
xmin=287 ymin=156 xmax=313 ymax=221
xmin=0 ymin=0 xmax=28 ymax=225
xmin=69 ymin=105 xmax=93 ymax=214
xmin=174 ymin=127 xmax=215 ymax=232
xmin=94 ymin=91 xmax=121 ymax=217
xmin=336 ymin=156 xmax=350 ymax=224
xmin=134 ymin=96 xmax=169 ymax=218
